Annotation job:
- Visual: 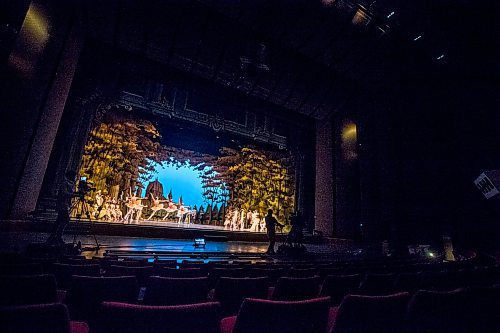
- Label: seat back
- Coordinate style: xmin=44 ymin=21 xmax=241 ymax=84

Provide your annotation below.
xmin=214 ymin=277 xmax=269 ymax=315
xmin=358 ymin=273 xmax=397 ymax=295
xmin=320 ymin=274 xmax=363 ymax=305
xmin=246 ymin=267 xmax=287 ymax=282
xmin=160 ymin=267 xmax=207 ymax=278
xmin=106 ymin=265 xmax=154 ymax=286
xmin=0 ymin=303 xmax=73 ymax=333
xmin=466 ymin=285 xmax=500 ymax=331
xmin=393 ymin=272 xmax=422 ymax=293
xmin=66 ymin=275 xmax=139 ymax=323
xmin=331 ymin=292 xmax=410 ymax=333
xmin=0 ymin=263 xmax=43 ymax=275
xmin=233 ymin=297 xmax=331 ymax=333
xmin=287 ymin=267 xmax=318 ymax=278
xmin=0 ymin=274 xmax=57 ymax=306
xmin=52 ymin=263 xmax=101 ymax=290
xmin=98 ymin=301 xmax=221 ymax=333
xmin=209 ymin=268 xmax=246 ymax=287
xmin=272 ymin=276 xmax=321 ymax=301
xmin=143 ymin=276 xmax=209 ymax=305
xmin=406 ymin=288 xmax=469 ymax=333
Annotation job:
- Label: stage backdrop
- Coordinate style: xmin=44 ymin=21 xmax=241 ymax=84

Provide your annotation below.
xmin=75 ymin=110 xmax=295 ymax=232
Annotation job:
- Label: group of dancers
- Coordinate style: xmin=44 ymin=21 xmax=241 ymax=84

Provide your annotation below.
xmin=91 ymin=190 xmax=194 ymax=224
xmin=87 ymin=190 xmax=286 ymax=234
xmin=223 ymin=210 xmax=269 ymax=233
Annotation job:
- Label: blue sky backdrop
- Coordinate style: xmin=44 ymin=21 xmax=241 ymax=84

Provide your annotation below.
xmin=143 ymin=163 xmax=206 ymax=208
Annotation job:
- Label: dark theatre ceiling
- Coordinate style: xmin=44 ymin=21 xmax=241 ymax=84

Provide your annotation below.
xmin=80 ymin=0 xmax=497 ymax=120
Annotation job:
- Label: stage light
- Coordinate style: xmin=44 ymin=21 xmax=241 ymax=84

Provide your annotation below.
xmin=386 ymin=11 xmax=395 ymax=19
xmin=413 ymin=35 xmax=422 ymax=41
xmin=428 ymin=252 xmax=435 ymax=258
xmin=8 ymin=3 xmax=51 ymax=78
xmin=341 ymin=123 xmax=357 ymax=141
xmin=436 ymin=54 xmax=445 ymax=60
xmin=352 ymin=8 xmax=372 ymax=26
xmin=194 ymin=238 xmax=206 ymax=248
xmin=321 ymin=0 xmax=336 ymax=7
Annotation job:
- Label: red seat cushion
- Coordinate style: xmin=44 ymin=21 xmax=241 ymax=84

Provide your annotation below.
xmin=219 ymin=316 xmax=237 ymax=333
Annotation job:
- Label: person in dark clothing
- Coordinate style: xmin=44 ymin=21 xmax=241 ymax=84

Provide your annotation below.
xmin=288 ymin=210 xmax=304 ymax=247
xmin=46 ymin=170 xmax=77 ymax=245
xmin=265 ymin=209 xmax=284 ymax=254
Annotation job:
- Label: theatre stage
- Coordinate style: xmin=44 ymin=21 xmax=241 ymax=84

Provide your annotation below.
xmin=0 ymin=219 xmax=363 ymax=262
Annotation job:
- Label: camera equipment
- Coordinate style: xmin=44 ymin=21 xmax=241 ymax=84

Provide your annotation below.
xmin=77 ymin=177 xmax=95 ymax=198
xmin=68 ymin=183 xmax=100 ymax=251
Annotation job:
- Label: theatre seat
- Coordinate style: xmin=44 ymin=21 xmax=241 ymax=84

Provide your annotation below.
xmin=213 ymin=277 xmax=269 ymax=315
xmin=287 ymin=267 xmax=319 ymax=278
xmin=271 ymin=276 xmax=322 ymax=301
xmin=143 ymin=276 xmax=209 ymax=305
xmin=329 ymin=292 xmax=410 ymax=333
xmin=160 ymin=267 xmax=208 ymax=278
xmin=209 ymin=267 xmax=247 ymax=287
xmin=220 ymin=297 xmax=331 ymax=333
xmin=320 ymin=274 xmax=363 ymax=305
xmin=393 ymin=272 xmax=422 ymax=293
xmin=466 ymin=285 xmax=500 ymax=331
xmin=97 ymin=301 xmax=221 ymax=333
xmin=106 ymin=265 xmax=154 ymax=286
xmin=358 ymin=273 xmax=396 ymax=295
xmin=406 ymin=288 xmax=469 ymax=333
xmin=52 ymin=263 xmax=101 ymax=290
xmin=66 ymin=275 xmax=139 ymax=324
xmin=0 ymin=274 xmax=57 ymax=306
xmin=0 ymin=263 xmax=43 ymax=275
xmin=0 ymin=303 xmax=89 ymax=333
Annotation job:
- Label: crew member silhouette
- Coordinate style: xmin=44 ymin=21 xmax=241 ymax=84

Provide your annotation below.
xmin=46 ymin=170 xmax=77 ymax=245
xmin=265 ymin=209 xmax=283 ymax=254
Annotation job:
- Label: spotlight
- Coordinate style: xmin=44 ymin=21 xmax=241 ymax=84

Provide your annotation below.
xmin=352 ymin=7 xmax=372 ymax=26
xmin=321 ymin=0 xmax=336 ymax=7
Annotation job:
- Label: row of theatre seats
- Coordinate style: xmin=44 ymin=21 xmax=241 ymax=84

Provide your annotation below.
xmin=0 ymin=253 xmax=498 ymax=332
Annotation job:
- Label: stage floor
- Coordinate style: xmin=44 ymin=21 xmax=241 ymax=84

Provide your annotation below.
xmin=101 ymin=219 xmax=228 ymax=231
xmin=0 ymin=230 xmax=364 ymax=261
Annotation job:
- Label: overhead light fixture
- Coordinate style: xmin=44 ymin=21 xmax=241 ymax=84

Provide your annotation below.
xmin=413 ymin=35 xmax=422 ymax=41
xmin=239 ymin=42 xmax=270 ymax=72
xmin=256 ymin=43 xmax=270 ymax=71
xmin=321 ymin=0 xmax=337 ymax=6
xmin=386 ymin=11 xmax=395 ymax=19
xmin=436 ymin=54 xmax=445 ymax=60
xmin=352 ymin=7 xmax=371 ymax=26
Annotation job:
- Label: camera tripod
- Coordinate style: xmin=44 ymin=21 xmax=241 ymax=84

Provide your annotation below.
xmin=67 ymin=194 xmax=100 ymax=251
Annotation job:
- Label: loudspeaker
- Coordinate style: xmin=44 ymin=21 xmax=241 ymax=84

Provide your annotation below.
xmin=474 ymin=170 xmax=500 ymax=199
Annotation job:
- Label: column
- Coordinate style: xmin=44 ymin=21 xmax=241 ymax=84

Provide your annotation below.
xmin=314 ymin=116 xmax=334 ymax=236
xmin=9 ymin=21 xmax=84 ymax=218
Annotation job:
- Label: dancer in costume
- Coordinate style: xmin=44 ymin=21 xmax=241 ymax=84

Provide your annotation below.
xmin=162 ymin=199 xmax=178 ymax=221
xmin=147 ymin=193 xmax=168 ymax=220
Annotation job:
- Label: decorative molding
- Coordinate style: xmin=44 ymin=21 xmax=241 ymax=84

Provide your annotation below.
xmin=116 ymin=85 xmax=288 ymax=148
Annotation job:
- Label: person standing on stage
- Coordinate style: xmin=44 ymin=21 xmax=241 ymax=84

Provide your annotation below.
xmin=46 ymin=170 xmax=77 ymax=245
xmin=265 ymin=209 xmax=283 ymax=254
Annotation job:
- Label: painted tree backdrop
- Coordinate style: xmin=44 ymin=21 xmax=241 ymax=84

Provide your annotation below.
xmin=78 ymin=112 xmax=295 ymax=224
